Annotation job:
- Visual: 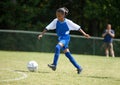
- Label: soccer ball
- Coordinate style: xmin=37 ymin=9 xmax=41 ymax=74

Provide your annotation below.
xmin=27 ymin=61 xmax=38 ymax=72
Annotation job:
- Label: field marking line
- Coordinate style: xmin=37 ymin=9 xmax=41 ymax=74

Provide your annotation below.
xmin=0 ymin=68 xmax=27 ymax=82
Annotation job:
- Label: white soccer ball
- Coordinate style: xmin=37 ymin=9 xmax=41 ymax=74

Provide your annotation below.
xmin=27 ymin=61 xmax=38 ymax=72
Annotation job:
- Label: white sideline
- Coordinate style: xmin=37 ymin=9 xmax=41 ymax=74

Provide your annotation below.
xmin=0 ymin=69 xmax=27 ymax=82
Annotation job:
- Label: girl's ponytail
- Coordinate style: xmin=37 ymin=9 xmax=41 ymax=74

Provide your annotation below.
xmin=63 ymin=7 xmax=69 ymax=15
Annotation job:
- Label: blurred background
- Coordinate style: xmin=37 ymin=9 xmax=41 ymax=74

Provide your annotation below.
xmin=0 ymin=0 xmax=120 ymax=56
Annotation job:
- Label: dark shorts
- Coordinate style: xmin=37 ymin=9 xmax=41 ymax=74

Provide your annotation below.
xmin=103 ymin=42 xmax=113 ymax=49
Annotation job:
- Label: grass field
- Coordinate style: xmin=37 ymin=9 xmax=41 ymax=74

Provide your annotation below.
xmin=0 ymin=51 xmax=120 ymax=85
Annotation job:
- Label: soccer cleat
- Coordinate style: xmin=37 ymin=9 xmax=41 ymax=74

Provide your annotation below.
xmin=77 ymin=68 xmax=83 ymax=74
xmin=48 ymin=64 xmax=56 ymax=71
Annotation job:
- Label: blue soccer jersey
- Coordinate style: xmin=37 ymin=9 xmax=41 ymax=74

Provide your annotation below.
xmin=103 ymin=30 xmax=115 ymax=43
xmin=46 ymin=18 xmax=81 ymax=37
xmin=46 ymin=18 xmax=81 ymax=50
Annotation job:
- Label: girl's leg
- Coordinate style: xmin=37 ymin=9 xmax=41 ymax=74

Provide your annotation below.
xmin=52 ymin=44 xmax=62 ymax=66
xmin=64 ymin=49 xmax=82 ymax=74
xmin=48 ymin=43 xmax=63 ymax=71
xmin=48 ymin=43 xmax=63 ymax=68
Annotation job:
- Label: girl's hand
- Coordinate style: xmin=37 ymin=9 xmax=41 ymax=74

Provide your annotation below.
xmin=84 ymin=34 xmax=90 ymax=38
xmin=79 ymin=29 xmax=90 ymax=38
xmin=38 ymin=34 xmax=43 ymax=40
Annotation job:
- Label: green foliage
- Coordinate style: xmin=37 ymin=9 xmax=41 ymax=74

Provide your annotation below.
xmin=84 ymin=0 xmax=120 ymax=37
xmin=1 ymin=0 xmax=120 ymax=37
xmin=0 ymin=0 xmax=51 ymax=31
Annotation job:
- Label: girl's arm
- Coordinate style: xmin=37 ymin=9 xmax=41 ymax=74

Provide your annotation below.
xmin=38 ymin=19 xmax=57 ymax=40
xmin=66 ymin=20 xmax=90 ymax=38
xmin=38 ymin=29 xmax=47 ymax=40
xmin=79 ymin=29 xmax=90 ymax=38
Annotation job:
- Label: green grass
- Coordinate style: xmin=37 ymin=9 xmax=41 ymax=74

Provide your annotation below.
xmin=0 ymin=51 xmax=120 ymax=85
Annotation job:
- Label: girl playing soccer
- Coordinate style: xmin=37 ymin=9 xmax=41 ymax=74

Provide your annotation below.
xmin=38 ymin=7 xmax=90 ymax=74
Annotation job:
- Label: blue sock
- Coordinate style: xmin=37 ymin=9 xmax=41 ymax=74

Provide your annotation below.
xmin=65 ymin=52 xmax=81 ymax=69
xmin=53 ymin=44 xmax=61 ymax=66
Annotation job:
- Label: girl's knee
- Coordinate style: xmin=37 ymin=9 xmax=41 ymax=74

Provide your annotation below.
xmin=63 ymin=49 xmax=70 ymax=53
xmin=58 ymin=42 xmax=64 ymax=47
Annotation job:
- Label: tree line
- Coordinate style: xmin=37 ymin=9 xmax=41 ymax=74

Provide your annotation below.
xmin=1 ymin=0 xmax=120 ymax=38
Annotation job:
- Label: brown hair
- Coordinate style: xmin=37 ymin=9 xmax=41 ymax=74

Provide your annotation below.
xmin=56 ymin=7 xmax=69 ymax=16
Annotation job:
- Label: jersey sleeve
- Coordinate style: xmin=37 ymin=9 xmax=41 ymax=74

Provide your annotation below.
xmin=46 ymin=19 xmax=57 ymax=30
xmin=66 ymin=19 xmax=81 ymax=31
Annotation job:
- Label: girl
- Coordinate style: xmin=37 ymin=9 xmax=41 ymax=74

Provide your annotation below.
xmin=38 ymin=7 xmax=90 ymax=74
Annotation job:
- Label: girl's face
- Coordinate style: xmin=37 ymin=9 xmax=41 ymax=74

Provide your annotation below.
xmin=56 ymin=12 xmax=65 ymax=21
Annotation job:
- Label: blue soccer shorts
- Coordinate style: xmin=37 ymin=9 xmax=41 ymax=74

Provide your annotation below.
xmin=59 ymin=39 xmax=70 ymax=51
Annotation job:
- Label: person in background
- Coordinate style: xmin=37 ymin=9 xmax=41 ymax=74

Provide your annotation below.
xmin=102 ymin=24 xmax=115 ymax=57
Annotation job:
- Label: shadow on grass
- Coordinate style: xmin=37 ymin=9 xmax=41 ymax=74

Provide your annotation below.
xmin=87 ymin=76 xmax=112 ymax=79
xmin=81 ymin=75 xmax=120 ymax=81
xmin=14 ymin=70 xmax=50 ymax=74
xmin=14 ymin=70 xmax=29 ymax=73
